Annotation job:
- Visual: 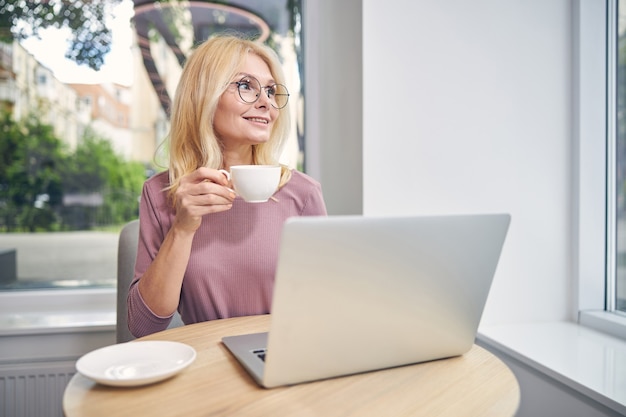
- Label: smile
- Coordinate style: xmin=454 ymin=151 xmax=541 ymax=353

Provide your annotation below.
xmin=245 ymin=117 xmax=269 ymax=124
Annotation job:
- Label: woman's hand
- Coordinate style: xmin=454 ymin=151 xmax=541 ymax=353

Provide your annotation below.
xmin=173 ymin=167 xmax=236 ymax=232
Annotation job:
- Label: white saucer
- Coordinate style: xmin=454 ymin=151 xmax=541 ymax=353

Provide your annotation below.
xmin=76 ymin=340 xmax=196 ymax=387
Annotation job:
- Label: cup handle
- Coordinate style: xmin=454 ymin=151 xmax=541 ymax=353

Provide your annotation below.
xmin=218 ymin=169 xmax=230 ymax=180
xmin=218 ymin=169 xmax=236 ymax=194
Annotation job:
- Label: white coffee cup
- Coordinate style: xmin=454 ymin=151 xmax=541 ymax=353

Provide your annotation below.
xmin=219 ymin=165 xmax=281 ymax=203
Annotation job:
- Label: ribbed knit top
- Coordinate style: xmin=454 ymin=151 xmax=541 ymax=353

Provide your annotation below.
xmin=127 ymin=169 xmax=327 ymax=337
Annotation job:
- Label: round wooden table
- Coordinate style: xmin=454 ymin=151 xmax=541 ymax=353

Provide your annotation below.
xmin=63 ymin=315 xmax=519 ymax=417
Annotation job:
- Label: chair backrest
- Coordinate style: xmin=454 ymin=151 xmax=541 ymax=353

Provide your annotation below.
xmin=116 ymin=219 xmax=183 ymax=343
xmin=117 ymin=219 xmax=140 ymax=343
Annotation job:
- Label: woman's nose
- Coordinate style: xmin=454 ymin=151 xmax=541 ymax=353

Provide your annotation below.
xmin=255 ymin=89 xmax=271 ymax=108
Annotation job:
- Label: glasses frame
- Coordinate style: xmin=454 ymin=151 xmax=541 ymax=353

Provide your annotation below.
xmin=230 ymin=75 xmax=290 ymax=109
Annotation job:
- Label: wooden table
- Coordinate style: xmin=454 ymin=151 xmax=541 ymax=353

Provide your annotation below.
xmin=63 ymin=315 xmax=520 ymax=417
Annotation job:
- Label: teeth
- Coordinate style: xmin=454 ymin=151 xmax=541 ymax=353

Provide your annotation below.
xmin=247 ymin=118 xmax=268 ymax=124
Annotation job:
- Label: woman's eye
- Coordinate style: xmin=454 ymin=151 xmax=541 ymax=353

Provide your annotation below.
xmin=266 ymin=86 xmax=276 ymax=97
xmin=239 ymin=81 xmax=252 ymax=90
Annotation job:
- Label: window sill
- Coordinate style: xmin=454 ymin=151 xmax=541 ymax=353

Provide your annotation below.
xmin=579 ymin=310 xmax=626 ymax=340
xmin=0 ymin=311 xmax=115 ymax=336
xmin=0 ymin=288 xmax=116 ymax=336
xmin=477 ymin=320 xmax=626 ymax=416
xmin=0 ymin=289 xmax=117 ymax=364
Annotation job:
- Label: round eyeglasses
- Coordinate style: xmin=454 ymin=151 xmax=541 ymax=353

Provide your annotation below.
xmin=230 ymin=75 xmax=290 ymax=109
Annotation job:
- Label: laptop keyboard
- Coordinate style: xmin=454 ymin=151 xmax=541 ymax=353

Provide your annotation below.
xmin=252 ymin=348 xmax=267 ymax=362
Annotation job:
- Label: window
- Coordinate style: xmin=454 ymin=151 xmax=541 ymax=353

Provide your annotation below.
xmin=578 ymin=0 xmax=626 ymax=338
xmin=615 ymin=0 xmax=626 ymax=314
xmin=0 ymin=1 xmax=304 ymax=296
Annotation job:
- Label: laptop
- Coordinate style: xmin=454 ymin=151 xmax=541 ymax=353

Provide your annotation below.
xmin=222 ymin=213 xmax=510 ymax=388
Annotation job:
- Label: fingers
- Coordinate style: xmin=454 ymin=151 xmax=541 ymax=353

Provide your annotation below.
xmin=180 ymin=168 xmax=234 ymax=197
xmin=177 ymin=188 xmax=234 ymax=213
xmin=175 ymin=168 xmax=237 ymax=226
xmin=186 ymin=167 xmax=230 ymax=186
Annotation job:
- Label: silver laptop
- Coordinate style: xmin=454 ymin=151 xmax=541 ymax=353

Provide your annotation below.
xmin=222 ymin=213 xmax=510 ymax=388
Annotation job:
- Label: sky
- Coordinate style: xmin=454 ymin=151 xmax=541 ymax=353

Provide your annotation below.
xmin=20 ymin=0 xmax=135 ymax=86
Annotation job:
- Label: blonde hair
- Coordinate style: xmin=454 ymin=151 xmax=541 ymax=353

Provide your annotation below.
xmin=166 ymin=34 xmax=292 ymax=202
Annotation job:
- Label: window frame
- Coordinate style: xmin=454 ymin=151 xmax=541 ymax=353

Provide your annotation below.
xmin=0 ymin=1 xmax=307 ymax=333
xmin=577 ymin=0 xmax=626 ymax=339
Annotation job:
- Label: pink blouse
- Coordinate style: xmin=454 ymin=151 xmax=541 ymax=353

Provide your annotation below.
xmin=127 ymin=169 xmax=327 ymax=337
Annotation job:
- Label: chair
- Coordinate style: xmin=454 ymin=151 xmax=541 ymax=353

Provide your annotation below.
xmin=116 ymin=219 xmax=183 ymax=343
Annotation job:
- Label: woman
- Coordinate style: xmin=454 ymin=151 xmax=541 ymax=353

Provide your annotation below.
xmin=127 ymin=35 xmax=327 ymax=338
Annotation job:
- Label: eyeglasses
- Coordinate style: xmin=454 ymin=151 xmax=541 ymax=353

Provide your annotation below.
xmin=230 ymin=75 xmax=290 ymax=109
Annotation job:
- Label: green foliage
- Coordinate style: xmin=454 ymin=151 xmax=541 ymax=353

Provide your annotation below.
xmin=0 ymin=111 xmax=66 ymax=231
xmin=0 ymin=110 xmax=146 ymax=231
xmin=0 ymin=0 xmax=121 ymax=70
xmin=59 ymin=128 xmax=145 ymax=228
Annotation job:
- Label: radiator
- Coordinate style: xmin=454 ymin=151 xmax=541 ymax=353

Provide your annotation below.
xmin=0 ymin=361 xmax=76 ymax=417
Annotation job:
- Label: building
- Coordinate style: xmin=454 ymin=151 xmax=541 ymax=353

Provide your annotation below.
xmin=0 ymin=41 xmax=88 ymax=150
xmin=0 ymin=40 xmax=155 ymax=163
xmin=70 ymin=82 xmax=133 ymax=159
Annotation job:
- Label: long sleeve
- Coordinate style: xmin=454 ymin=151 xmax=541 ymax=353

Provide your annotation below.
xmin=127 ymin=170 xmax=327 ymax=337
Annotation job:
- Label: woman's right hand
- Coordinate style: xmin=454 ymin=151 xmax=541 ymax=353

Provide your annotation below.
xmin=173 ymin=167 xmax=236 ymax=232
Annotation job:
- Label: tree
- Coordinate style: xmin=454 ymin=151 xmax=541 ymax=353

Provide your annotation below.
xmin=0 ymin=110 xmax=66 ymax=231
xmin=58 ymin=128 xmax=145 ymax=229
xmin=0 ymin=0 xmax=121 ymax=70
xmin=0 ymin=111 xmax=146 ymax=231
